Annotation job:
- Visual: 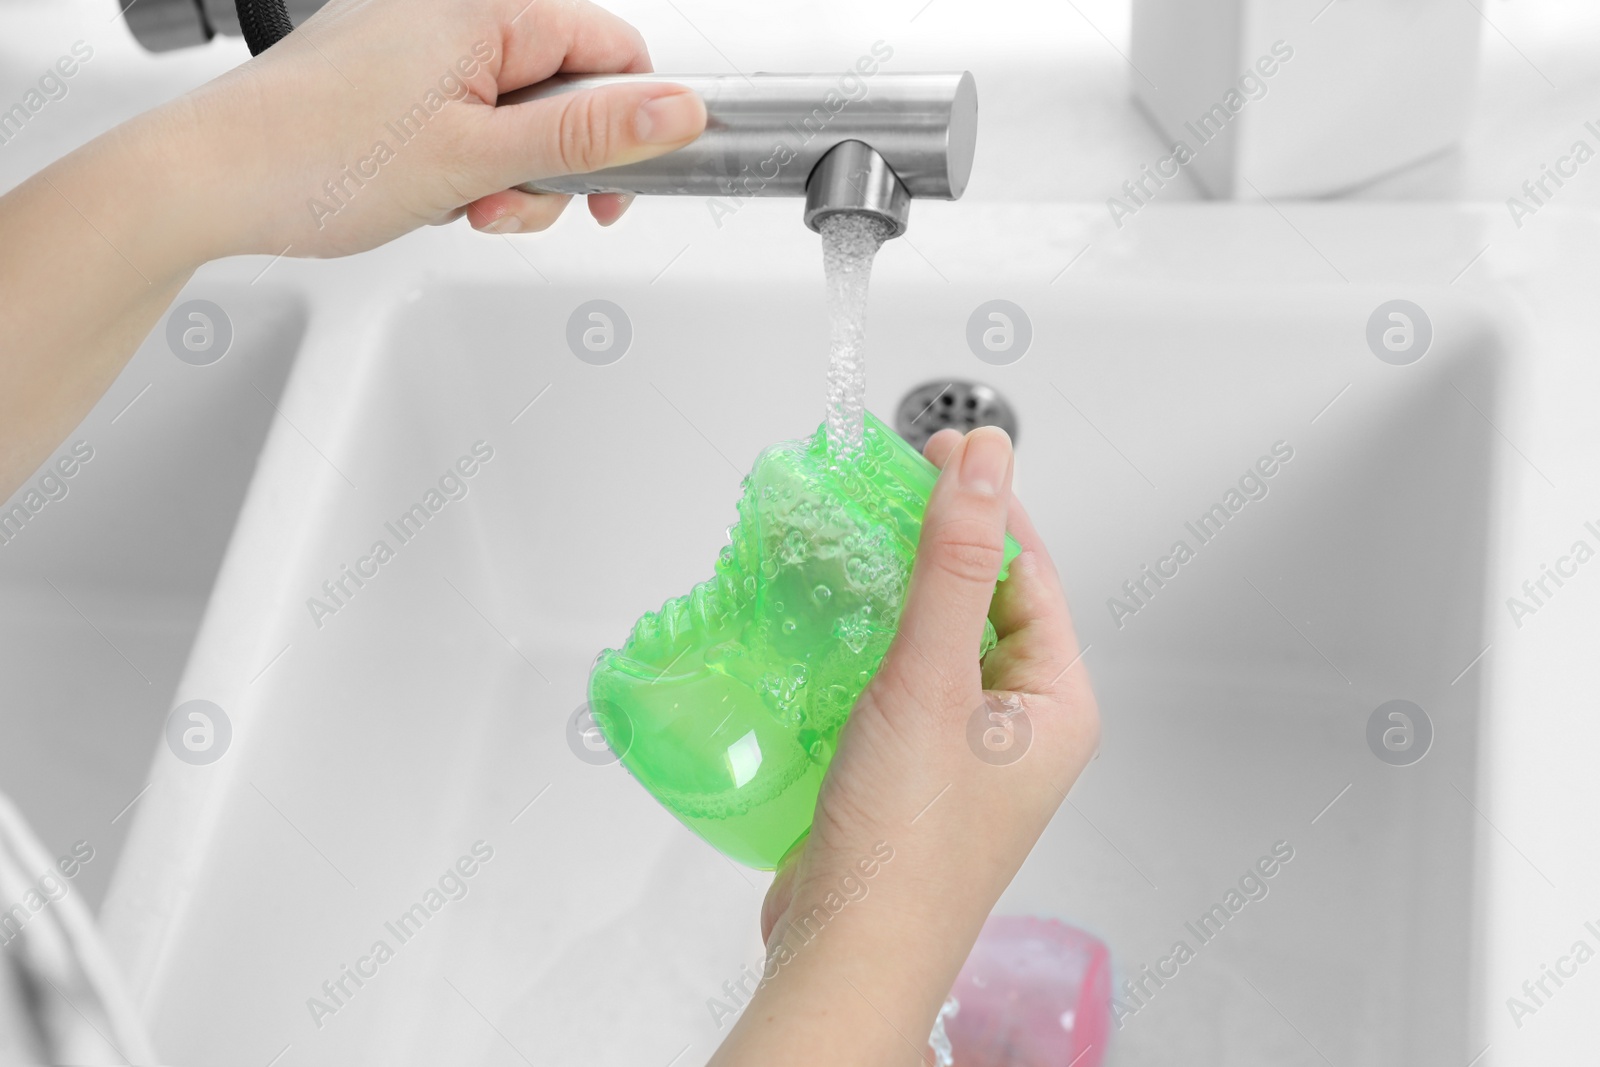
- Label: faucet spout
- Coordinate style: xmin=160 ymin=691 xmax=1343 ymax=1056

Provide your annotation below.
xmin=502 ymin=72 xmax=976 ymax=238
xmin=804 ymin=140 xmax=911 ymax=238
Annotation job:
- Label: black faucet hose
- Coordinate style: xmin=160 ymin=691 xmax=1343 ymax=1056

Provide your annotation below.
xmin=236 ymin=0 xmax=294 ymax=55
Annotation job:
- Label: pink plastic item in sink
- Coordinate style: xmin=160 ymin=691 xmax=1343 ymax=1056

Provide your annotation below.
xmin=945 ymin=916 xmax=1112 ymax=1067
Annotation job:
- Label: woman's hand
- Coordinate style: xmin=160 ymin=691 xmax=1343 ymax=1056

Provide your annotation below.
xmin=190 ymin=0 xmax=707 ymax=257
xmin=0 ymin=0 xmax=705 ymax=496
xmin=711 ymin=426 xmax=1101 ymax=1066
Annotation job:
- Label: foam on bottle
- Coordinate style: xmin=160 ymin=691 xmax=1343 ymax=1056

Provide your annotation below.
xmin=593 ymin=419 xmax=1003 ymax=830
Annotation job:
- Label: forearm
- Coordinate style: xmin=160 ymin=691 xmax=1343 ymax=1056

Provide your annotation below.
xmin=0 ymin=95 xmax=230 ymax=496
xmin=0 ymin=0 xmax=711 ymax=501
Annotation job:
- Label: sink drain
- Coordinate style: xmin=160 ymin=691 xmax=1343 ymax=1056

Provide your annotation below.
xmin=894 ymin=380 xmax=1019 ymax=453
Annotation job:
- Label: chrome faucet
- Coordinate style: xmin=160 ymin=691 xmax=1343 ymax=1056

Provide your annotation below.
xmin=501 ymin=73 xmax=977 ymax=239
xmin=113 ymin=0 xmax=979 ymax=236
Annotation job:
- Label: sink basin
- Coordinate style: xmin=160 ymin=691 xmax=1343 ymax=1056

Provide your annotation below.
xmin=0 ymin=288 xmax=305 ymax=909
xmin=91 ymin=201 xmax=1600 ymax=1066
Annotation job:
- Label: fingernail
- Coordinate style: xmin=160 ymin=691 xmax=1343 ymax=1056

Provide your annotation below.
xmin=483 ymin=215 xmax=522 ymax=234
xmin=959 ymin=427 xmax=1012 ymax=496
xmin=636 ymin=89 xmax=704 ymax=145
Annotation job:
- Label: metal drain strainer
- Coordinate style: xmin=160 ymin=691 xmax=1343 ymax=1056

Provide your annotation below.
xmin=894 ymin=380 xmax=1019 ymax=453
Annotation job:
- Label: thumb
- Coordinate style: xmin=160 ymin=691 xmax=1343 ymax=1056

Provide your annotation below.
xmin=479 ymin=82 xmax=705 ymax=190
xmin=880 ymin=427 xmax=1015 ymax=701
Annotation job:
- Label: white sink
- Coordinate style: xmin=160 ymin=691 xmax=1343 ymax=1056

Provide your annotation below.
xmin=89 ymin=201 xmax=1600 ymax=1066
xmin=0 ymin=288 xmax=305 ymax=908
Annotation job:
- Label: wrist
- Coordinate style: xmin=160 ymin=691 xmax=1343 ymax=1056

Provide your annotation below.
xmin=717 ymin=901 xmax=963 ymax=1067
xmin=740 ymin=864 xmax=980 ymax=1056
xmin=72 ymin=83 xmax=273 ymax=281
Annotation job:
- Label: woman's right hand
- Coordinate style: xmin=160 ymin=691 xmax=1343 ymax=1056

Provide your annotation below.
xmin=713 ymin=426 xmax=1101 ymax=1066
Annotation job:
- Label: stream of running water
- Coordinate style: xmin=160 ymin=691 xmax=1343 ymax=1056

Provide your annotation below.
xmin=819 ymin=213 xmax=893 ymax=454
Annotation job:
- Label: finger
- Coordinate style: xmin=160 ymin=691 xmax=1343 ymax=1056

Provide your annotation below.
xmin=927 ymin=428 xmax=1071 ymax=642
xmin=880 ymin=427 xmax=1014 ymax=701
xmin=588 ymin=192 xmax=633 ymax=226
xmin=463 ymin=188 xmax=572 ymax=233
xmin=922 ymin=427 xmax=962 ymax=469
xmin=924 ymin=428 xmax=1081 ymax=690
xmin=479 ymin=82 xmax=705 ymax=191
xmin=498 ymin=0 xmax=654 ymax=92
xmin=760 ymin=855 xmax=801 ymax=946
xmin=987 ymin=494 xmax=1072 ymax=641
xmin=981 ymin=494 xmax=1084 ymax=694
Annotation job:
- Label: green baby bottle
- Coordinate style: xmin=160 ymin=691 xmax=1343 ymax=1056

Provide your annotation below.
xmin=588 ymin=411 xmax=1020 ymax=869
